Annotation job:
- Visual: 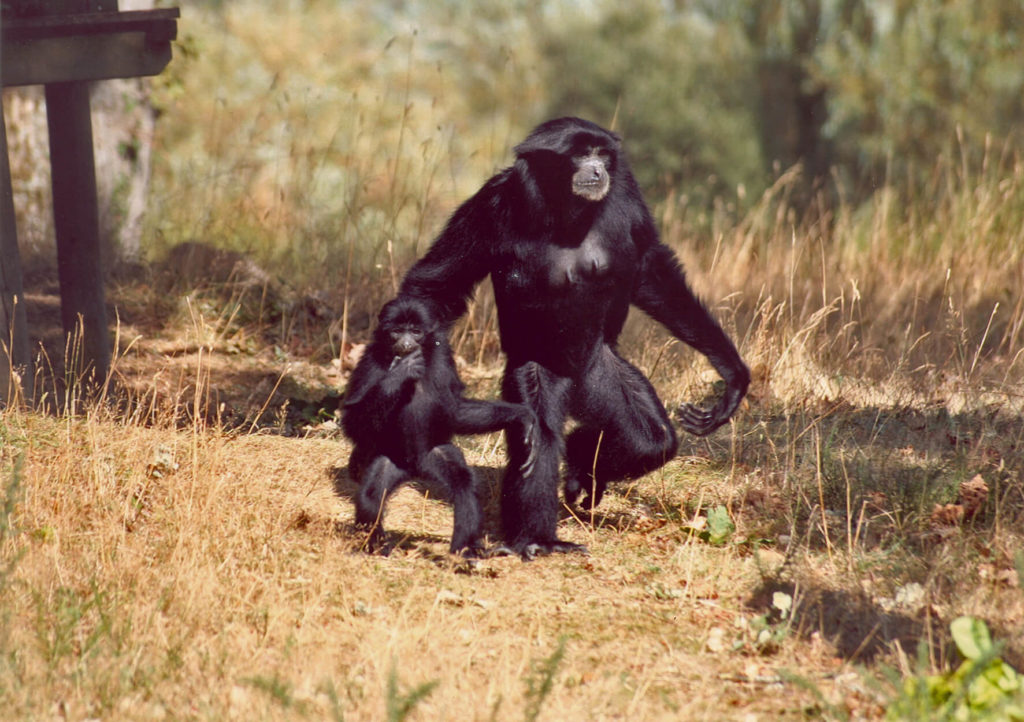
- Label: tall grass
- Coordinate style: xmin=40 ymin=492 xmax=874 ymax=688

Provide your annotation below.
xmin=150 ymin=2 xmax=1023 ymax=402
xmin=1 ymin=2 xmax=1021 ymax=719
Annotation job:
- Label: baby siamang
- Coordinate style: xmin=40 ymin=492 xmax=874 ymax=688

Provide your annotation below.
xmin=396 ymin=117 xmax=750 ymax=559
xmin=342 ymin=296 xmax=537 ymax=556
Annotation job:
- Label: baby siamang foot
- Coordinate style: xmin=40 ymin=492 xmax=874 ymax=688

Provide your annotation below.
xmin=355 ymin=523 xmax=389 ymax=555
xmin=563 ymin=477 xmax=604 ymax=514
xmin=450 ymin=539 xmax=488 ymax=559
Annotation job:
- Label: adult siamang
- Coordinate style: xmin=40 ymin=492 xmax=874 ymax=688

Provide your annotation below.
xmin=397 ymin=117 xmax=750 ymax=559
xmin=342 ymin=296 xmax=537 ymax=556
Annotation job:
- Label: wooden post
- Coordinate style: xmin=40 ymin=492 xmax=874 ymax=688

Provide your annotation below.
xmin=2 ymin=0 xmax=178 ymax=396
xmin=0 ymin=99 xmax=32 ymax=404
xmin=45 ymin=81 xmax=111 ymax=387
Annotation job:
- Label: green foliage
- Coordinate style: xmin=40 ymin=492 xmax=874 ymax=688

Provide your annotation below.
xmin=704 ymin=505 xmax=737 ymax=546
xmin=0 ymin=456 xmax=23 ymax=579
xmin=385 ymin=662 xmax=439 ymax=722
xmin=523 ymin=637 xmax=567 ymax=722
xmin=539 ymin=0 xmax=1024 ymax=212
xmin=244 ymin=674 xmax=312 ymax=714
xmin=887 ymin=617 xmax=1024 ymax=721
xmin=684 ymin=505 xmax=736 ymax=546
xmin=820 ymin=0 xmax=1024 ymax=199
xmin=539 ymin=1 xmax=765 ymax=207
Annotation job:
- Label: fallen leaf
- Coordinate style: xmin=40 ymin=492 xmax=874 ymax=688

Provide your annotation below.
xmin=959 ymin=474 xmax=988 ymax=520
xmin=930 ymin=503 xmax=964 ymax=527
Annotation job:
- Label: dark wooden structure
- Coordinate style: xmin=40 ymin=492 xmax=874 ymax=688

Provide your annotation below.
xmin=0 ymin=1 xmax=179 ymax=403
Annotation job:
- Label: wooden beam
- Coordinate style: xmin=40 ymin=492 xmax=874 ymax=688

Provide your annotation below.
xmin=45 ymin=81 xmax=111 ymax=389
xmin=1 ymin=10 xmax=179 ymax=87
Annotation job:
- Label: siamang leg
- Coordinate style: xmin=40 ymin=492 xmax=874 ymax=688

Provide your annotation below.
xmin=564 ymin=345 xmax=678 ymax=511
xmin=354 ymin=455 xmax=410 ymax=553
xmin=498 ymin=362 xmax=586 ymax=560
xmin=417 ymin=443 xmax=484 ymax=556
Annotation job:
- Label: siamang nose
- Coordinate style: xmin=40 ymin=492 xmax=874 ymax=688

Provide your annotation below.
xmin=394 ymin=336 xmax=418 ymax=356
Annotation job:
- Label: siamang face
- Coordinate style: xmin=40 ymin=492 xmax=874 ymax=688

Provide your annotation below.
xmin=514 ymin=118 xmax=621 ymax=206
xmin=571 ymin=146 xmax=613 ymax=202
xmin=377 ymin=300 xmax=435 ymax=358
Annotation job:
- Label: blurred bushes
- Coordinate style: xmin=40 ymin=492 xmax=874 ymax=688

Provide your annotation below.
xmin=541 ymin=0 xmax=1024 ymax=215
xmin=148 ymin=0 xmax=1024 ymax=292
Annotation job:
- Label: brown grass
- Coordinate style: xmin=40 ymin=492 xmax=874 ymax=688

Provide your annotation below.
xmin=3 ymin=3 xmax=1023 ymax=719
xmin=1 ymin=223 xmax=1022 ymax=718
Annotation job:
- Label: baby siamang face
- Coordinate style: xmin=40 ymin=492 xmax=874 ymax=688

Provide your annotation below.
xmin=376 ymin=298 xmax=437 ymax=358
xmin=387 ymin=323 xmax=422 ymax=358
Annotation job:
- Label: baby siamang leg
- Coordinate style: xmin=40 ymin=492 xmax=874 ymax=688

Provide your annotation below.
xmin=565 ymin=346 xmax=678 ymax=510
xmin=354 ymin=455 xmax=410 ymax=553
xmin=417 ymin=443 xmax=485 ymax=556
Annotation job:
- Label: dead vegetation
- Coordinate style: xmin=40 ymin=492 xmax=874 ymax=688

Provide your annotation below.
xmin=1 ymin=211 xmax=1022 ymax=719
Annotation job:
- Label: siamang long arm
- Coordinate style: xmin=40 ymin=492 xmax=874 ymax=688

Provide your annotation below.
xmin=632 ymin=236 xmax=749 ymax=436
xmin=398 ymin=185 xmax=499 ymax=329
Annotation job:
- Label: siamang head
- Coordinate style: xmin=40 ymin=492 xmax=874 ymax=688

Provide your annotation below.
xmin=374 ymin=297 xmax=437 ymax=359
xmin=514 ymin=117 xmax=622 ymax=206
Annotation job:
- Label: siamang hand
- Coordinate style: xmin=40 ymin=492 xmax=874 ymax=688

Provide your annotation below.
xmin=517 ymin=410 xmax=539 ymax=476
xmin=677 ymin=384 xmax=745 ymax=436
xmin=388 ymin=348 xmax=425 ymax=378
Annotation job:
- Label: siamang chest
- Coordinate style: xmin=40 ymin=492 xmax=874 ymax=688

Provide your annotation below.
xmin=500 ymin=230 xmax=622 ymax=297
xmin=397 ymin=381 xmax=450 ymax=452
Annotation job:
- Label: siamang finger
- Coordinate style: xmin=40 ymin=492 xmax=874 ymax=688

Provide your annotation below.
xmin=676 ymin=402 xmax=710 ymax=424
xmin=677 ymin=403 xmax=720 ymax=436
xmin=357 ymin=524 xmax=389 ymax=555
xmin=488 ymin=544 xmax=518 ymax=558
xmin=518 ymin=423 xmax=538 ymax=475
xmin=549 ymin=541 xmax=589 ymax=556
xmin=519 ymin=540 xmax=589 ymax=561
xmin=519 ymin=451 xmax=536 ymax=477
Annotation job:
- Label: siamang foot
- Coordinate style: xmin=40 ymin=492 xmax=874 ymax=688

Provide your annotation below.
xmin=563 ymin=477 xmax=604 ymax=513
xmin=492 ymin=540 xmax=589 ymax=562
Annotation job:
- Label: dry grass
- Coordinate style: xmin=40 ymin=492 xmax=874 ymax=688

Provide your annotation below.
xmin=0 ymin=404 xmax=849 ymax=721
xmin=1 ymin=235 xmax=1022 ymax=719
xmin=3 ymin=3 xmax=1023 ymax=719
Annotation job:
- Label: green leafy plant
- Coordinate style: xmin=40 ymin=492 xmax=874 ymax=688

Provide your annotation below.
xmin=684 ymin=505 xmax=736 ymax=546
xmin=887 ymin=616 xmax=1024 ymax=721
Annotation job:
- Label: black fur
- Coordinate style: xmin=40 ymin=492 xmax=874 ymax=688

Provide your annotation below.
xmin=342 ymin=297 xmax=537 ymax=555
xmin=397 ymin=117 xmax=750 ymax=558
